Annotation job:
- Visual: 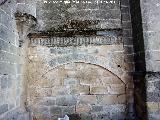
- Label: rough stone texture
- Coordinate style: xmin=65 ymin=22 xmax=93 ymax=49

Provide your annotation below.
xmin=130 ymin=0 xmax=160 ymax=119
xmin=24 ymin=0 xmax=134 ymax=119
xmin=27 ymin=41 xmax=131 ymax=119
xmin=140 ymin=0 xmax=160 ymax=72
xmin=0 ymin=0 xmax=36 ymax=119
xmin=36 ymin=0 xmax=121 ymax=31
xmin=0 ymin=0 xmax=26 ymax=119
xmin=0 ymin=0 xmax=136 ymax=120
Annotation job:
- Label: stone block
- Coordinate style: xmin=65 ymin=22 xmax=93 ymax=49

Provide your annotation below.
xmin=70 ymin=85 xmax=90 ymax=95
xmin=147 ymin=102 xmax=159 ymax=111
xmin=122 ymin=13 xmax=131 ymax=21
xmin=63 ymin=78 xmax=78 ymax=85
xmin=1 ymin=75 xmax=8 ymax=89
xmin=104 ymin=104 xmax=126 ymax=114
xmin=0 ymin=10 xmax=12 ymax=29
xmin=80 ymin=114 xmax=92 ymax=120
xmin=50 ymin=106 xmax=62 ymax=115
xmin=110 ymin=112 xmax=126 ymax=120
xmin=108 ymin=84 xmax=125 ymax=95
xmin=33 ymin=105 xmax=50 ymax=117
xmin=90 ymin=86 xmax=108 ymax=95
xmin=0 ymin=62 xmax=16 ymax=75
xmin=0 ymin=104 xmax=8 ymax=115
xmin=79 ymin=95 xmax=97 ymax=105
xmin=96 ymin=114 xmax=110 ymax=120
xmin=0 ymin=51 xmax=18 ymax=64
xmin=76 ymin=104 xmax=91 ymax=113
xmin=62 ymin=106 xmax=75 ymax=115
xmin=0 ymin=25 xmax=15 ymax=44
xmin=38 ymin=98 xmax=56 ymax=106
xmin=0 ymin=40 xmax=9 ymax=52
xmin=148 ymin=110 xmax=160 ymax=120
xmin=56 ymin=95 xmax=77 ymax=106
xmin=147 ymin=92 xmax=160 ymax=102
xmin=98 ymin=95 xmax=126 ymax=105
xmin=91 ymin=105 xmax=103 ymax=113
xmin=97 ymin=95 xmax=117 ymax=105
xmin=101 ymin=76 xmax=123 ymax=84
xmin=52 ymin=86 xmax=70 ymax=96
xmin=9 ymin=44 xmax=18 ymax=55
xmin=40 ymin=88 xmax=52 ymax=97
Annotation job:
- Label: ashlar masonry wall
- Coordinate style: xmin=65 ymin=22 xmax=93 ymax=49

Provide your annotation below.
xmin=24 ymin=0 xmax=135 ymax=120
xmin=0 ymin=0 xmax=28 ymax=119
xmin=0 ymin=0 xmax=135 ymax=120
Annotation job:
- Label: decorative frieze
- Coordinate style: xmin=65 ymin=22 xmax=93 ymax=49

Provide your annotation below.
xmin=29 ymin=36 xmax=122 ymax=47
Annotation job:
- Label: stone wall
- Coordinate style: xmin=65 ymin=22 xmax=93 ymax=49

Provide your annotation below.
xmin=140 ymin=0 xmax=160 ymax=119
xmin=27 ymin=35 xmax=128 ymax=120
xmin=36 ymin=0 xmax=121 ymax=30
xmin=0 ymin=0 xmax=136 ymax=120
xmin=24 ymin=0 xmax=135 ymax=120
xmin=129 ymin=0 xmax=146 ymax=119
xmin=0 ymin=0 xmax=28 ymax=119
xmin=130 ymin=0 xmax=160 ymax=119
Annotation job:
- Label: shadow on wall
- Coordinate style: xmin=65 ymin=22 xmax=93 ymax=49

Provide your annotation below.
xmin=129 ymin=0 xmax=148 ymax=120
xmin=0 ymin=0 xmax=8 ymax=5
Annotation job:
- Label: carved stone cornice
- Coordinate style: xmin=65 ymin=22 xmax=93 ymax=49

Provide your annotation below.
xmin=15 ymin=12 xmax=37 ymax=47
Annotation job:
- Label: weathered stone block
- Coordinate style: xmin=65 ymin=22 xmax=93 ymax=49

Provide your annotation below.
xmin=0 ymin=25 xmax=15 ymax=44
xmin=96 ymin=113 xmax=110 ymax=120
xmin=0 ymin=104 xmax=8 ymax=115
xmin=33 ymin=105 xmax=50 ymax=117
xmin=50 ymin=106 xmax=62 ymax=115
xmin=147 ymin=92 xmax=160 ymax=102
xmin=52 ymin=86 xmax=70 ymax=96
xmin=76 ymin=104 xmax=91 ymax=113
xmin=56 ymin=95 xmax=77 ymax=106
xmin=98 ymin=95 xmax=126 ymax=105
xmin=101 ymin=76 xmax=123 ymax=85
xmin=79 ymin=95 xmax=97 ymax=105
xmin=105 ymin=104 xmax=126 ymax=113
xmin=108 ymin=84 xmax=125 ymax=95
xmin=64 ymin=78 xmax=79 ymax=85
xmin=0 ymin=40 xmax=9 ymax=52
xmin=40 ymin=88 xmax=52 ymax=97
xmin=0 ymin=62 xmax=16 ymax=75
xmin=91 ymin=105 xmax=103 ymax=113
xmin=70 ymin=85 xmax=90 ymax=95
xmin=1 ymin=75 xmax=8 ymax=89
xmin=0 ymin=9 xmax=12 ymax=29
xmin=80 ymin=113 xmax=92 ymax=120
xmin=38 ymin=98 xmax=56 ymax=106
xmin=147 ymin=102 xmax=159 ymax=111
xmin=62 ymin=106 xmax=75 ymax=115
xmin=90 ymin=86 xmax=108 ymax=95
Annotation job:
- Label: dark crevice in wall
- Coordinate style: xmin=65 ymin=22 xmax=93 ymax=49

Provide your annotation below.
xmin=129 ymin=0 xmax=147 ymax=120
xmin=0 ymin=0 xmax=8 ymax=5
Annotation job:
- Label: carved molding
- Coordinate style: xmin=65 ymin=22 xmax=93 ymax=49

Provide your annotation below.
xmin=15 ymin=12 xmax=37 ymax=47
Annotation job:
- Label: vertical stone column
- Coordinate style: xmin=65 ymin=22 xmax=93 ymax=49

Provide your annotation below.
xmin=0 ymin=0 xmax=28 ymax=119
xmin=130 ymin=0 xmax=147 ymax=119
xmin=140 ymin=0 xmax=160 ymax=120
xmin=121 ymin=0 xmax=135 ymax=119
xmin=130 ymin=0 xmax=160 ymax=119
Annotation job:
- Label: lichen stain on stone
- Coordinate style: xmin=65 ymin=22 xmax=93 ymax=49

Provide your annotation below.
xmin=63 ymin=20 xmax=100 ymax=30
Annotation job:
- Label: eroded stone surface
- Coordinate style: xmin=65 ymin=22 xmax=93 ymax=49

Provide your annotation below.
xmin=36 ymin=0 xmax=121 ymax=30
xmin=26 ymin=34 xmax=133 ymax=119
